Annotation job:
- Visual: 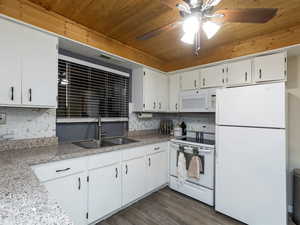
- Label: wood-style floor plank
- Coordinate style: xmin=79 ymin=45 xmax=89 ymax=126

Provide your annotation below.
xmin=97 ymin=188 xmax=244 ymax=225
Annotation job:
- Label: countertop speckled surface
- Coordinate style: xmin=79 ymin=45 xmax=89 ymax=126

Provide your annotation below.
xmin=0 ymin=135 xmax=170 ymax=225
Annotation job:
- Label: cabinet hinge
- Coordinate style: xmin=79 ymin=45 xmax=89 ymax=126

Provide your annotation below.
xmin=86 ymin=212 xmax=89 ymax=219
xmin=87 ymin=176 xmax=89 ymax=183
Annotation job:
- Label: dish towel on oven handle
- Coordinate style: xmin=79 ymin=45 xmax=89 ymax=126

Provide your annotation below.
xmin=187 ymin=155 xmax=202 ymax=179
xmin=177 ymin=152 xmax=187 ymax=185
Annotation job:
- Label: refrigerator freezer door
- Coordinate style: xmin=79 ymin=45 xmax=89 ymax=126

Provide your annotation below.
xmin=216 ymin=82 xmax=286 ymax=128
xmin=215 ymin=126 xmax=287 ymax=225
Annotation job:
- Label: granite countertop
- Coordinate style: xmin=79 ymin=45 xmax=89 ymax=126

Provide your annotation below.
xmin=0 ymin=134 xmax=171 ymax=225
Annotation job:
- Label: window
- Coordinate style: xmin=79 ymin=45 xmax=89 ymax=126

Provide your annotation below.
xmin=57 ymin=57 xmax=129 ymax=118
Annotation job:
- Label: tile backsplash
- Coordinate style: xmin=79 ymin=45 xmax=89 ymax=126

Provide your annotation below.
xmin=0 ymin=108 xmax=56 ymax=140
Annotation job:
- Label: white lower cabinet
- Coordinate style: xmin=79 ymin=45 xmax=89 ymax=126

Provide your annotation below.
xmin=88 ymin=164 xmax=122 ymax=223
xmin=122 ymin=156 xmax=147 ymax=206
xmin=146 ymin=151 xmax=168 ymax=193
xmin=44 ymin=172 xmax=88 ymax=225
xmin=33 ymin=142 xmax=169 ymax=225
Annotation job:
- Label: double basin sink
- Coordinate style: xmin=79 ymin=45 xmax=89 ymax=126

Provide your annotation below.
xmin=73 ymin=137 xmax=139 ymax=149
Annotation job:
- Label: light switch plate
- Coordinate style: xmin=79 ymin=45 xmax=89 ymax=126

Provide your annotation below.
xmin=0 ymin=112 xmax=6 ymax=125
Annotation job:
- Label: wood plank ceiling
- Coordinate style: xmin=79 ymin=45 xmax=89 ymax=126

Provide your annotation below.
xmin=25 ymin=0 xmax=300 ymax=70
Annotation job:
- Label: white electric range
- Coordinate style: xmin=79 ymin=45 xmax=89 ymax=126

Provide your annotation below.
xmin=169 ymin=136 xmax=215 ymax=206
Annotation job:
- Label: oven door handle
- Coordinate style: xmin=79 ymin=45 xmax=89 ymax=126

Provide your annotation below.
xmin=198 ymin=149 xmax=213 ymax=153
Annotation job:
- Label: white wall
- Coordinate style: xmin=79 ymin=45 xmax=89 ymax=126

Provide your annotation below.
xmin=0 ymin=108 xmax=56 ymax=140
xmin=287 ymin=56 xmax=300 ymax=209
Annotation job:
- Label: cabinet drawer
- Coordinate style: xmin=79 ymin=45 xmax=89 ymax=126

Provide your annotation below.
xmin=88 ymin=151 xmax=122 ymax=170
xmin=122 ymin=146 xmax=147 ymax=161
xmin=145 ymin=142 xmax=168 ymax=155
xmin=32 ymin=157 xmax=87 ymax=182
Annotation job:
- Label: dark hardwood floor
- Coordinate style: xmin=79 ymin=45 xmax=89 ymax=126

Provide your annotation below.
xmin=97 ymin=188 xmax=244 ymax=225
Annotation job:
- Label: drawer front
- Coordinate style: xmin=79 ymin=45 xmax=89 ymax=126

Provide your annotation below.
xmin=88 ymin=151 xmax=122 ymax=170
xmin=145 ymin=142 xmax=168 ymax=155
xmin=32 ymin=157 xmax=87 ymax=182
xmin=122 ymin=146 xmax=147 ymax=161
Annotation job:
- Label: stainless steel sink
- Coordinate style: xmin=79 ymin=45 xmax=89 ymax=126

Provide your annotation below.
xmin=73 ymin=137 xmax=139 ymax=149
xmin=103 ymin=137 xmax=138 ymax=145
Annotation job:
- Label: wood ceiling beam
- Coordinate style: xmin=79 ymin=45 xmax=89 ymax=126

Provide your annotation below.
xmin=163 ymin=23 xmax=300 ymax=71
xmin=0 ymin=0 xmax=166 ymax=71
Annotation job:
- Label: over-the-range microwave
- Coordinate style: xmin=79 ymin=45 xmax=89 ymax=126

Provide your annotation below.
xmin=180 ymin=89 xmax=216 ymax=112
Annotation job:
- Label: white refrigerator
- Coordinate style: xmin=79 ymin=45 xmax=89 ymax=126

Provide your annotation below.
xmin=215 ymin=82 xmax=287 ymax=225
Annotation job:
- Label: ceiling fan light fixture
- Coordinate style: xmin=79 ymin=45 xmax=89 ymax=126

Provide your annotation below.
xmin=183 ymin=16 xmax=200 ymax=34
xmin=181 ymin=32 xmax=195 ymax=45
xmin=202 ymin=21 xmax=221 ymax=39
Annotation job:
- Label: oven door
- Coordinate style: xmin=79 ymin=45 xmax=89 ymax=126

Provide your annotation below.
xmin=170 ymin=143 xmax=215 ymax=190
xmin=180 ymin=90 xmax=208 ymax=112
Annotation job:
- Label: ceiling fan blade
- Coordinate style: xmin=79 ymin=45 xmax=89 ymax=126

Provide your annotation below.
xmin=160 ymin=0 xmax=185 ymax=9
xmin=213 ymin=8 xmax=278 ymax=23
xmin=137 ymin=21 xmax=181 ymax=40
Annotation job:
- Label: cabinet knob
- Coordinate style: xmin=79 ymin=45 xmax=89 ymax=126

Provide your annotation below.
xmin=245 ymin=72 xmax=248 ymax=81
xmin=125 ymin=164 xmax=128 ymax=174
xmin=154 ymin=146 xmax=160 ymax=151
xmin=148 ymin=157 xmax=151 ymax=167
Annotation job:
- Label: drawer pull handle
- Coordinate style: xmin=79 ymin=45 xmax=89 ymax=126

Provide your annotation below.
xmin=148 ymin=157 xmax=151 ymax=167
xmin=56 ymin=168 xmax=71 ymax=173
xmin=115 ymin=168 xmax=118 ymax=178
xmin=125 ymin=164 xmax=128 ymax=175
xmin=154 ymin=147 xmax=160 ymax=151
xmin=78 ymin=177 xmax=81 ymax=190
xmin=11 ymin=87 xmax=14 ymax=101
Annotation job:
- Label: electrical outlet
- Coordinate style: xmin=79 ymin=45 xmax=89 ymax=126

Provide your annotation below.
xmin=0 ymin=113 xmax=6 ymax=125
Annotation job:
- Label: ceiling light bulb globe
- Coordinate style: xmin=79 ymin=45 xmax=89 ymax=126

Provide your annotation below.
xmin=183 ymin=16 xmax=200 ymax=34
xmin=202 ymin=21 xmax=221 ymax=39
xmin=181 ymin=33 xmax=195 ymax=45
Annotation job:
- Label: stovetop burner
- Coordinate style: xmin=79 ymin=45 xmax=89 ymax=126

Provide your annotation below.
xmin=174 ymin=137 xmax=215 ymax=146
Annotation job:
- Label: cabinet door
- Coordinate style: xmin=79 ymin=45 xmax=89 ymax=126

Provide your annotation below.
xmin=156 ymin=73 xmax=169 ymax=112
xmin=122 ymin=157 xmax=147 ymax=206
xmin=21 ymin=26 xmax=58 ymax=107
xmin=169 ymin=74 xmax=180 ymax=112
xmin=180 ymin=70 xmax=199 ymax=90
xmin=146 ymin=151 xmax=168 ymax=192
xmin=143 ymin=68 xmax=157 ymax=111
xmin=200 ymin=65 xmax=225 ymax=88
xmin=226 ymin=59 xmax=252 ymax=86
xmin=0 ymin=19 xmax=22 ymax=105
xmin=254 ymin=52 xmax=287 ymax=82
xmin=88 ymin=164 xmax=121 ymax=223
xmin=44 ymin=172 xmax=87 ymax=225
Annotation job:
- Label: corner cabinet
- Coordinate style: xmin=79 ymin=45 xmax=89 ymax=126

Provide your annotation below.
xmin=0 ymin=18 xmax=58 ymax=108
xmin=253 ymin=52 xmax=287 ymax=83
xmin=132 ymin=67 xmax=168 ymax=112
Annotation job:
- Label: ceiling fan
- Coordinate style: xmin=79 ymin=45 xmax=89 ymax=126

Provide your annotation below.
xmin=137 ymin=0 xmax=278 ymax=55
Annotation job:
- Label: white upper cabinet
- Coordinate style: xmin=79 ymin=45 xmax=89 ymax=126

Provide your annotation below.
xmin=0 ymin=18 xmax=58 ymax=108
xmin=200 ymin=65 xmax=225 ymax=88
xmin=21 ymin=25 xmax=58 ymax=107
xmin=132 ymin=67 xmax=168 ymax=112
xmin=0 ymin=19 xmax=22 ymax=106
xmin=168 ymin=73 xmax=180 ymax=112
xmin=253 ymin=52 xmax=287 ymax=82
xmin=156 ymin=72 xmax=169 ymax=112
xmin=226 ymin=59 xmax=252 ymax=86
xmin=180 ymin=70 xmax=200 ymax=90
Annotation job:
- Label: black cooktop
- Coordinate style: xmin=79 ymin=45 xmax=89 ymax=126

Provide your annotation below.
xmin=175 ymin=137 xmax=215 ymax=146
